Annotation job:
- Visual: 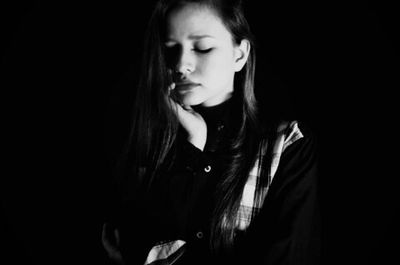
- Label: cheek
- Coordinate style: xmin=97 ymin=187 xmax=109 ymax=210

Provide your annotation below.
xmin=200 ymin=53 xmax=235 ymax=82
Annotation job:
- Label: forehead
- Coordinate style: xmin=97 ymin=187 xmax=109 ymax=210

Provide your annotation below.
xmin=165 ymin=4 xmax=232 ymax=41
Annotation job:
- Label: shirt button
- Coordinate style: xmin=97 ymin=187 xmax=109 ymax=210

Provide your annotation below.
xmin=204 ymin=165 xmax=211 ymax=173
xmin=196 ymin=231 xmax=204 ymax=239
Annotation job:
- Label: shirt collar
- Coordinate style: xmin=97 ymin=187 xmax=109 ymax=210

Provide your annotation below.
xmin=194 ymin=97 xmax=234 ymax=152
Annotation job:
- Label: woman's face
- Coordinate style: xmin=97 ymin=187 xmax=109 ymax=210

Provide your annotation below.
xmin=165 ymin=4 xmax=245 ymax=107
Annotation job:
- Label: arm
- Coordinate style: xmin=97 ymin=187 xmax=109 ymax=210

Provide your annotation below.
xmin=102 ymin=134 xmax=211 ymax=265
xmin=237 ymin=124 xmax=321 ymax=265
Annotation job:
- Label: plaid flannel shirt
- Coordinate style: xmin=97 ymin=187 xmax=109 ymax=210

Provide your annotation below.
xmin=144 ymin=120 xmax=304 ymax=265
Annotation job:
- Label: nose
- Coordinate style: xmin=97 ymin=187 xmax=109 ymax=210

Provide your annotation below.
xmin=174 ymin=48 xmax=194 ymax=77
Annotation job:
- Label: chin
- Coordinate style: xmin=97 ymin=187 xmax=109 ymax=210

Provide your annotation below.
xmin=179 ymin=94 xmax=206 ymax=106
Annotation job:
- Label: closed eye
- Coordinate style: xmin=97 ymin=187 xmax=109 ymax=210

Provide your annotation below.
xmin=194 ymin=48 xmax=213 ymax=54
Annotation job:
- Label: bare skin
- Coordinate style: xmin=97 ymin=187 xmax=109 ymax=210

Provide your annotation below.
xmin=168 ymin=82 xmax=208 ymax=151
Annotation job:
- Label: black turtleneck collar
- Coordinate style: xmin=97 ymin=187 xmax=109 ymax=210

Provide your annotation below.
xmin=193 ymin=96 xmax=234 ymax=130
xmin=192 ymin=97 xmax=236 ymax=152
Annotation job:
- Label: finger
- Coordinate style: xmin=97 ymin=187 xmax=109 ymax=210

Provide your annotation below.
xmin=168 ymin=82 xmax=176 ymax=96
xmin=178 ymin=103 xmax=198 ymax=116
xmin=168 ymin=96 xmax=179 ymax=112
xmin=102 ymin=227 xmax=124 ymax=262
xmin=114 ymin=228 xmax=121 ymax=246
xmin=180 ymin=104 xmax=193 ymax=111
xmin=167 ymin=90 xmax=196 ymax=119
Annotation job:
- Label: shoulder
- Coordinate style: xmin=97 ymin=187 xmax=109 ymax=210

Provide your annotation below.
xmin=275 ymin=120 xmax=318 ymax=161
xmin=264 ymin=120 xmax=319 ymax=200
xmin=265 ymin=119 xmax=318 ymax=180
xmin=262 ymin=119 xmax=317 ymax=155
xmin=280 ymin=120 xmax=316 ymax=150
xmin=274 ymin=120 xmax=318 ymax=178
xmin=257 ymin=115 xmax=315 ymax=143
xmin=277 ymin=120 xmax=305 ymax=150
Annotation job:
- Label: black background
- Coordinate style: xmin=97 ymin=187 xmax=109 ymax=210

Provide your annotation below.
xmin=1 ymin=0 xmax=398 ymax=264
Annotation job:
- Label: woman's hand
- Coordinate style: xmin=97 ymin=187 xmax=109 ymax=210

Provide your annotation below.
xmin=102 ymin=223 xmax=125 ymax=264
xmin=168 ymin=83 xmax=207 ymax=151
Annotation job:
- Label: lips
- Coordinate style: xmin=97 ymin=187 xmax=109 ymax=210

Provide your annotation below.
xmin=175 ymin=82 xmax=200 ymax=91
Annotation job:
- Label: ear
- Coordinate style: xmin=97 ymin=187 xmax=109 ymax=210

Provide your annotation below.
xmin=234 ymin=39 xmax=250 ymax=72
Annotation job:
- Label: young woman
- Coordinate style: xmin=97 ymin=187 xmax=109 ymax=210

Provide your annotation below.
xmin=102 ymin=0 xmax=321 ymax=264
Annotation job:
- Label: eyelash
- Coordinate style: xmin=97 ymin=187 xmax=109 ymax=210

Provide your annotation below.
xmin=164 ymin=46 xmax=213 ymax=56
xmin=193 ymin=48 xmax=213 ymax=54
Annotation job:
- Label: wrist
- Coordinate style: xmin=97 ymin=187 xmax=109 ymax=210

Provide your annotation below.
xmin=187 ymin=133 xmax=207 ymax=151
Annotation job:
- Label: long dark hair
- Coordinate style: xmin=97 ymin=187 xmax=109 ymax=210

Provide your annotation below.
xmin=119 ymin=0 xmax=273 ymax=253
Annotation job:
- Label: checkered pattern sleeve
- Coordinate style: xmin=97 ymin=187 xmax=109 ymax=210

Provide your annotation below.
xmin=234 ymin=120 xmax=304 ymax=230
xmin=235 ymin=120 xmax=320 ymax=265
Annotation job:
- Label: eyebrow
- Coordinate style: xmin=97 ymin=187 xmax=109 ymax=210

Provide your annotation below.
xmin=165 ymin=34 xmax=215 ymax=42
xmin=188 ymin=34 xmax=215 ymax=40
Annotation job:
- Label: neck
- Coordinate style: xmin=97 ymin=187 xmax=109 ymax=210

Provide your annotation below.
xmin=199 ymin=90 xmax=233 ymax=108
xmin=193 ymin=96 xmax=234 ymax=127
